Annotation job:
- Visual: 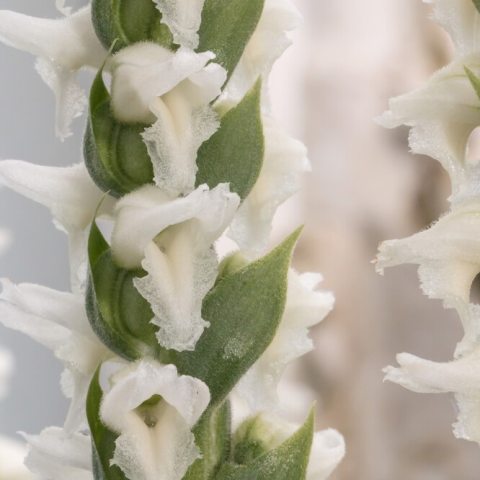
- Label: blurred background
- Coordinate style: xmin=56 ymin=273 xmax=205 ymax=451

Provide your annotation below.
xmin=0 ymin=0 xmax=476 ymax=479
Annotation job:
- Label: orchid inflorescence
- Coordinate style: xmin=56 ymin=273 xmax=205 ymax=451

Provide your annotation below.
xmin=378 ymin=0 xmax=480 ymax=445
xmin=0 ymin=1 xmax=344 ymax=479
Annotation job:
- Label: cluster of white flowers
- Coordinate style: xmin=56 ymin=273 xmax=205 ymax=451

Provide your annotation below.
xmin=0 ymin=1 xmax=344 ymax=479
xmin=377 ymin=0 xmax=480 ymax=444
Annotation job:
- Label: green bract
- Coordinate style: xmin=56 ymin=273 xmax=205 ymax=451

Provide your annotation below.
xmin=199 ymin=0 xmax=266 ymax=78
xmin=217 ymin=411 xmax=315 ymax=480
xmin=87 ymin=369 xmax=127 ymax=480
xmin=474 ymin=0 xmax=480 ymax=14
xmin=465 ymin=66 xmax=480 ymax=100
xmin=84 ymin=69 xmax=154 ymax=198
xmin=196 ymin=81 xmax=264 ymax=200
xmin=91 ymin=0 xmax=173 ymax=52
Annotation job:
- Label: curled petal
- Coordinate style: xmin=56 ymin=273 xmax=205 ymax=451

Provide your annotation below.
xmin=0 ymin=6 xmax=105 ymax=139
xmin=307 ymin=429 xmax=346 ymax=480
xmin=112 ymin=183 xmax=240 ymax=269
xmin=154 ymin=0 xmax=205 ymax=49
xmin=101 ymin=360 xmax=210 ymax=480
xmin=229 ymin=116 xmax=309 ymax=257
xmin=22 ymin=427 xmax=92 ymax=480
xmin=235 ymin=270 xmax=334 ymax=410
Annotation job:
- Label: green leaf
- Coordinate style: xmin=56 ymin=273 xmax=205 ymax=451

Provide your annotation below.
xmin=171 ymin=228 xmax=301 ymax=405
xmin=91 ymin=0 xmax=173 ymax=52
xmin=473 ymin=0 xmax=480 ymax=14
xmin=87 ymin=369 xmax=127 ymax=480
xmin=216 ymin=411 xmax=314 ymax=480
xmin=84 ymin=69 xmax=154 ymax=197
xmin=465 ymin=66 xmax=480 ymax=100
xmin=198 ymin=0 xmax=265 ymax=79
xmin=184 ymin=402 xmax=232 ymax=480
xmin=196 ymin=81 xmax=264 ymax=200
xmin=86 ymin=222 xmax=163 ymax=361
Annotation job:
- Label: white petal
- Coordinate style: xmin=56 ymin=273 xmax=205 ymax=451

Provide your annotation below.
xmin=307 ymin=429 xmax=345 ymax=480
xmin=0 ymin=6 xmax=105 ymax=139
xmin=100 ymin=360 xmax=210 ymax=480
xmin=377 ymin=58 xmax=480 ymax=202
xmin=134 ymin=237 xmax=215 ymax=351
xmin=0 ymin=435 xmax=32 ymax=480
xmin=110 ymin=43 xmax=217 ymax=124
xmin=384 ymin=350 xmax=480 ymax=442
xmin=56 ymin=0 xmax=72 ymax=16
xmin=154 ymin=0 xmax=205 ymax=49
xmin=0 ymin=281 xmax=107 ymax=431
xmin=427 ymin=0 xmax=480 ymax=56
xmin=112 ymin=183 xmax=239 ymax=269
xmin=220 ymin=0 xmax=302 ymax=105
xmin=22 ymin=427 xmax=92 ymax=480
xmin=229 ymin=116 xmax=309 ymax=257
xmin=235 ymin=270 xmax=333 ymax=410
xmin=0 ymin=348 xmax=13 ymax=400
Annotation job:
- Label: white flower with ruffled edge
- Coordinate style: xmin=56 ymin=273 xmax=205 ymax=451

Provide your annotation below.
xmin=229 ymin=116 xmax=310 ymax=257
xmin=100 ymin=359 xmax=210 ymax=480
xmin=0 ymin=160 xmax=113 ymax=292
xmin=111 ymin=183 xmax=239 ymax=352
xmin=22 ymin=427 xmax=92 ymax=480
xmin=220 ymin=0 xmax=302 ymax=107
xmin=234 ymin=269 xmax=334 ymax=411
xmin=153 ymin=0 xmax=205 ymax=49
xmin=0 ymin=281 xmax=109 ymax=432
xmin=109 ymin=42 xmax=226 ymax=197
xmin=0 ymin=5 xmax=106 ymax=139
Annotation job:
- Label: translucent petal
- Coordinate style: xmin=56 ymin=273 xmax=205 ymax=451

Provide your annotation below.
xmin=154 ymin=0 xmax=205 ymax=49
xmin=229 ymin=116 xmax=309 ymax=257
xmin=22 ymin=427 xmax=92 ymax=480
xmin=0 ymin=435 xmax=32 ymax=480
xmin=235 ymin=270 xmax=334 ymax=410
xmin=100 ymin=360 xmax=210 ymax=480
xmin=56 ymin=0 xmax=72 ymax=16
xmin=220 ymin=0 xmax=302 ymax=105
xmin=307 ymin=429 xmax=345 ymax=480
xmin=112 ymin=183 xmax=239 ymax=269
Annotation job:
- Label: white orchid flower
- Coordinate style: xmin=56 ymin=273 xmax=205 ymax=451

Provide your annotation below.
xmin=109 ymin=42 xmax=226 ymax=196
xmin=22 ymin=427 xmax=92 ymax=480
xmin=426 ymin=0 xmax=480 ymax=57
xmin=229 ymin=116 xmax=310 ymax=257
xmin=0 ymin=160 xmax=113 ymax=292
xmin=112 ymin=183 xmax=239 ymax=352
xmin=384 ymin=348 xmax=480 ymax=443
xmin=378 ymin=58 xmax=480 ymax=203
xmin=220 ymin=0 xmax=302 ymax=106
xmin=154 ymin=0 xmax=205 ymax=49
xmin=0 ymin=348 xmax=13 ymax=400
xmin=0 ymin=281 xmax=108 ymax=432
xmin=0 ymin=5 xmax=106 ymax=139
xmin=235 ymin=270 xmax=334 ymax=411
xmin=0 ymin=435 xmax=33 ymax=480
xmin=100 ymin=359 xmax=210 ymax=480
xmin=235 ymin=413 xmax=345 ymax=480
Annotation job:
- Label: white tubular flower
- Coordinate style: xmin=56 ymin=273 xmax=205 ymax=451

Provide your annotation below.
xmin=112 ymin=183 xmax=239 ymax=351
xmin=100 ymin=360 xmax=210 ymax=480
xmin=426 ymin=0 xmax=480 ymax=56
xmin=221 ymin=0 xmax=302 ymax=106
xmin=378 ymin=59 xmax=480 ymax=202
xmin=22 ymin=427 xmax=92 ymax=480
xmin=235 ymin=270 xmax=334 ymax=411
xmin=0 ymin=348 xmax=13 ymax=400
xmin=0 ymin=281 xmax=108 ymax=432
xmin=229 ymin=117 xmax=310 ymax=257
xmin=0 ymin=6 xmax=106 ymax=139
xmin=0 ymin=160 xmax=112 ymax=292
xmin=109 ymin=43 xmax=226 ymax=196
xmin=154 ymin=0 xmax=205 ymax=49
xmin=0 ymin=435 xmax=32 ymax=480
xmin=384 ymin=350 xmax=480 ymax=443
